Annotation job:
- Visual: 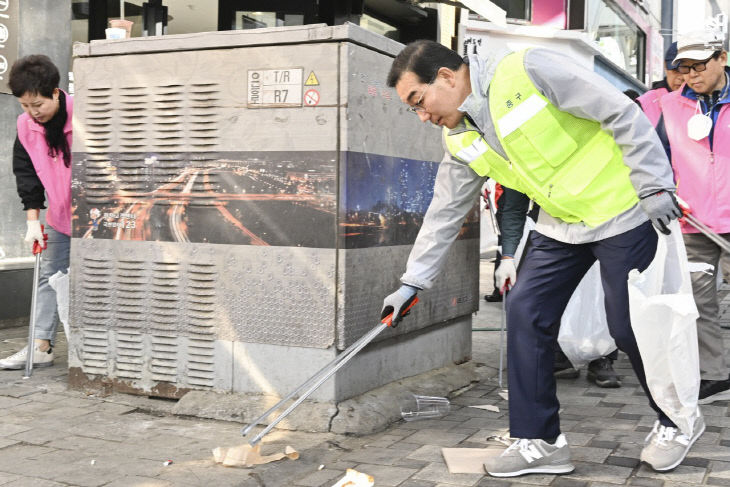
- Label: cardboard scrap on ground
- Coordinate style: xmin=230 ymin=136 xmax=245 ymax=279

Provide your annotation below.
xmin=331 ymin=468 xmax=374 ymax=487
xmin=442 ymin=447 xmax=500 ymax=474
xmin=468 ymin=404 xmax=499 ymax=412
xmin=212 ymin=443 xmax=298 ymax=467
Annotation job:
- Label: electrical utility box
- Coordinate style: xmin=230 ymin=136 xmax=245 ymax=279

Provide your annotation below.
xmin=69 ymin=24 xmax=479 ymax=403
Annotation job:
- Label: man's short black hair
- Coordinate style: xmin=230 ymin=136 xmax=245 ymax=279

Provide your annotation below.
xmin=8 ymin=54 xmax=60 ymax=98
xmin=387 ymin=40 xmax=465 ymax=88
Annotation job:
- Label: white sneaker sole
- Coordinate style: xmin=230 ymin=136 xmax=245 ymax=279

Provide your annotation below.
xmin=486 ymin=463 xmax=575 ymax=477
xmin=645 ymin=422 xmax=706 ymax=472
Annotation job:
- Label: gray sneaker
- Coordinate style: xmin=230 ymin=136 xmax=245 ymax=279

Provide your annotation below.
xmin=0 ymin=345 xmax=54 ymax=370
xmin=484 ymin=434 xmax=575 ymax=477
xmin=640 ymin=414 xmax=705 ymax=472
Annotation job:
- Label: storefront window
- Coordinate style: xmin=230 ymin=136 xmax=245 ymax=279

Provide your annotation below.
xmin=360 ymin=14 xmax=398 ymax=41
xmin=72 ymin=0 xmax=90 ymax=43
xmin=585 ymin=0 xmax=645 ymax=80
xmin=234 ymin=10 xmax=304 ymax=29
xmin=492 ymin=0 xmax=531 ymax=22
xmin=221 ymin=1 xmax=315 ymax=30
xmin=78 ymin=1 xmax=218 ymax=41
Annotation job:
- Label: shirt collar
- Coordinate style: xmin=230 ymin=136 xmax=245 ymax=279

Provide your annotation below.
xmin=457 ymin=47 xmax=512 ymax=122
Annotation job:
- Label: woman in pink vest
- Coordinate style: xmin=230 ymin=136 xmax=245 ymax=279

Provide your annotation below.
xmin=657 ymin=29 xmax=730 ymax=405
xmin=0 ymin=55 xmax=72 ymax=370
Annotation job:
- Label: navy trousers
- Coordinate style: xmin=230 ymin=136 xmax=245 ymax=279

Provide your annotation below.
xmin=506 ymin=221 xmax=674 ymax=439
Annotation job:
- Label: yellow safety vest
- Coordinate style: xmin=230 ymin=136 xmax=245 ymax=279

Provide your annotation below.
xmin=444 ymin=49 xmax=638 ymax=226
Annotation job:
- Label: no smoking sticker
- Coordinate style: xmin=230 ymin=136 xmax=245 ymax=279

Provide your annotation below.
xmin=304 ymin=89 xmax=320 ymax=106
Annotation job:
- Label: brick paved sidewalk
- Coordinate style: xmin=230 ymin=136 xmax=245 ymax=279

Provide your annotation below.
xmin=0 ymin=260 xmax=728 ymax=486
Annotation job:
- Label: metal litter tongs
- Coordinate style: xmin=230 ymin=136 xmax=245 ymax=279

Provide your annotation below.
xmin=682 ymin=212 xmax=730 ymax=254
xmin=23 ymin=225 xmax=47 ymax=379
xmin=242 ymin=295 xmax=419 ymax=446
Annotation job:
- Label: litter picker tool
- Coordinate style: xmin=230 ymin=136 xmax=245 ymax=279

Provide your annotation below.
xmin=23 ymin=224 xmax=47 ymax=379
xmin=242 ymin=295 xmax=419 ymax=446
xmin=676 ymin=196 xmax=730 ymax=253
xmin=498 ymin=290 xmax=507 ymax=389
xmin=683 ymin=213 xmax=730 ymax=254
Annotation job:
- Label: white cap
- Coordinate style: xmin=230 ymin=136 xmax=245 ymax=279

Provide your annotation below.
xmin=674 ymin=29 xmax=725 ymax=63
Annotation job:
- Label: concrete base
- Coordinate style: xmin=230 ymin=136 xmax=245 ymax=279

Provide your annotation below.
xmin=69 ymin=315 xmax=473 ymax=402
xmin=231 ymin=315 xmax=472 ymax=402
xmin=172 ymin=360 xmax=485 ymax=434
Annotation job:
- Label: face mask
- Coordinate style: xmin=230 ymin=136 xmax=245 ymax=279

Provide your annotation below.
xmin=687 ymin=100 xmax=713 ymax=140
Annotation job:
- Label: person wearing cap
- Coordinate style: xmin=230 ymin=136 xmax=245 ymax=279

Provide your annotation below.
xmin=657 ymin=29 xmax=730 ymax=405
xmin=381 ymin=40 xmax=696 ymax=477
xmin=637 ymin=42 xmax=685 ymax=126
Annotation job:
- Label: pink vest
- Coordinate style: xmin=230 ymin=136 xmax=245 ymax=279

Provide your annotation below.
xmin=661 ymin=89 xmax=730 ymax=234
xmin=16 ymin=94 xmax=73 ymax=236
xmin=637 ymin=87 xmax=668 ymax=127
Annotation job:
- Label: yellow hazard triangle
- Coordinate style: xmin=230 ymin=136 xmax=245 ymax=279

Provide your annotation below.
xmin=305 ymin=71 xmax=319 ymax=86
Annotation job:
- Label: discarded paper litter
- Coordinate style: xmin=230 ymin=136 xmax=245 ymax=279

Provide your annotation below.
xmin=331 ymin=468 xmax=374 ymax=487
xmin=212 ymin=444 xmax=298 ymax=467
xmin=442 ymin=447 xmax=501 ymax=474
xmin=468 ymin=404 xmax=499 ymax=412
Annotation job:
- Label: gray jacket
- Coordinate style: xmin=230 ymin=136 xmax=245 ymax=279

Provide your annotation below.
xmin=401 ymin=47 xmax=675 ymax=290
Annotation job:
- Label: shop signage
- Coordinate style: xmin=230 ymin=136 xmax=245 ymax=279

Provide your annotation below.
xmin=0 ymin=0 xmax=18 ymax=95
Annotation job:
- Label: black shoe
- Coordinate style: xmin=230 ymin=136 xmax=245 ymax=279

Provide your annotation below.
xmin=587 ymin=357 xmax=621 ymax=388
xmin=484 ymin=289 xmax=503 ymax=302
xmin=699 ymin=375 xmax=730 ymax=404
xmin=554 ymin=351 xmax=579 ymax=379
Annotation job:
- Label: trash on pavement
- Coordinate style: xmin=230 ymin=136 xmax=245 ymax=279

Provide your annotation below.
xmin=331 ymin=468 xmax=374 ymax=487
xmin=442 ymin=447 xmax=501 ymax=474
xmin=163 ymin=460 xmax=173 ymax=466
xmin=400 ymin=393 xmax=450 ymax=421
xmin=212 ymin=443 xmax=298 ymax=467
xmin=498 ymin=391 xmax=508 ymax=401
xmin=468 ymin=404 xmax=499 ymax=412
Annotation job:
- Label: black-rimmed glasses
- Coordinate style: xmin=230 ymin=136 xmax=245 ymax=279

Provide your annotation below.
xmin=677 ymin=57 xmax=716 ymax=74
xmin=406 ymin=82 xmax=432 ymax=114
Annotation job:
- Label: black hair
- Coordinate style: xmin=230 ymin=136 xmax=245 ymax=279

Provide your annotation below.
xmin=9 ymin=55 xmax=70 ymax=168
xmin=712 ymin=50 xmax=723 ymax=60
xmin=43 ymin=91 xmax=71 ymax=168
xmin=387 ymin=40 xmax=465 ymax=88
xmin=8 ymin=54 xmax=60 ymax=98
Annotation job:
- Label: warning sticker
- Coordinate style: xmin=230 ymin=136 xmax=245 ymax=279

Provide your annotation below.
xmin=303 ymin=89 xmax=320 ymax=106
xmin=248 ymin=68 xmax=303 ymax=107
xmin=304 ymin=71 xmax=320 ymax=86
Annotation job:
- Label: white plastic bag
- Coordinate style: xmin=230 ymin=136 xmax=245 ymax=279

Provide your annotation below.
xmin=558 ymin=263 xmax=616 ymax=367
xmin=628 ymin=221 xmax=700 ymax=436
xmin=513 ymin=218 xmax=615 ymax=368
xmin=48 ymin=269 xmax=70 ymax=340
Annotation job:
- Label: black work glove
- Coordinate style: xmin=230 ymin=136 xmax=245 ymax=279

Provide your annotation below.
xmin=380 ymin=284 xmax=419 ymax=327
xmin=639 ymin=190 xmax=681 ymax=235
